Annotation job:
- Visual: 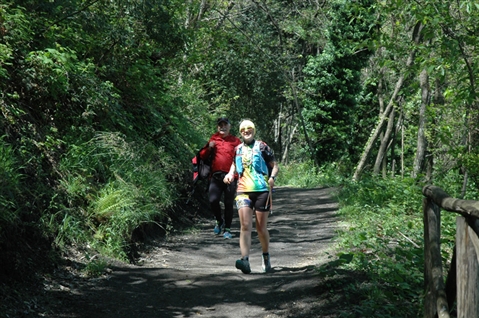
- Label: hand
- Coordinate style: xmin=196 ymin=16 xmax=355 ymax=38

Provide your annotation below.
xmin=209 ymin=141 xmax=216 ymax=148
xmin=268 ymin=177 xmax=275 ymax=188
xmin=223 ymin=173 xmax=234 ymax=184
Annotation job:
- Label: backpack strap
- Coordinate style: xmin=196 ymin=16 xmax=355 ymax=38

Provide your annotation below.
xmin=235 ymin=140 xmax=268 ymax=176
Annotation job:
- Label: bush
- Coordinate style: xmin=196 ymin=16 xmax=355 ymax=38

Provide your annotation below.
xmin=331 ymin=175 xmax=461 ymax=317
xmin=0 ymin=137 xmax=22 ymax=229
xmin=46 ymin=132 xmax=178 ymax=260
xmin=278 ymin=161 xmax=345 ymax=188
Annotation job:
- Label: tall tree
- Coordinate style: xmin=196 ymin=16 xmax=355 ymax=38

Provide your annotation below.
xmin=353 ymin=17 xmax=423 ymax=181
xmin=299 ymin=0 xmax=377 ymax=164
xmin=411 ymin=68 xmax=429 ymax=178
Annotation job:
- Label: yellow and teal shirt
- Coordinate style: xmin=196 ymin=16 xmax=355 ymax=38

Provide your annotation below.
xmin=235 ymin=140 xmax=275 ymax=193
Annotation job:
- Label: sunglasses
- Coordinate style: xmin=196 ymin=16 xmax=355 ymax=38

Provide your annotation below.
xmin=240 ymin=127 xmax=254 ymax=132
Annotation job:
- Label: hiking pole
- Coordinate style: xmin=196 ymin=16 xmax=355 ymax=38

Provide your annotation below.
xmin=266 ymin=187 xmax=273 ymax=214
xmin=186 ymin=178 xmax=199 ymax=205
xmin=186 ymin=186 xmax=195 ymax=205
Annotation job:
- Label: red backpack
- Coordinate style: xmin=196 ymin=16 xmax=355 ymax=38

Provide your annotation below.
xmin=186 ymin=145 xmax=214 ymax=204
xmin=191 ymin=150 xmax=212 ymax=182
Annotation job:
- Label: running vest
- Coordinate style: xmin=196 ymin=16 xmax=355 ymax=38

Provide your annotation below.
xmin=235 ymin=140 xmax=269 ymax=192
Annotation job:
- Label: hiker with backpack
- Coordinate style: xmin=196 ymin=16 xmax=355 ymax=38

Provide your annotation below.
xmin=225 ymin=119 xmax=279 ymax=274
xmin=199 ymin=117 xmax=241 ymax=239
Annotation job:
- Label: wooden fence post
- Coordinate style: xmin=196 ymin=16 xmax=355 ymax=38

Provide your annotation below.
xmin=423 ymin=197 xmax=434 ymax=317
xmin=456 ymin=216 xmax=479 ymax=317
xmin=423 ymin=197 xmax=450 ymax=318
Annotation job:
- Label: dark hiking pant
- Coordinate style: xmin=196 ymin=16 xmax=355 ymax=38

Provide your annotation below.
xmin=209 ymin=174 xmax=237 ymax=229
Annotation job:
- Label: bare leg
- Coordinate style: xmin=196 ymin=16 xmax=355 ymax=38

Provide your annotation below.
xmin=255 ymin=210 xmax=270 ymax=253
xmin=238 ymin=206 xmax=253 ymax=257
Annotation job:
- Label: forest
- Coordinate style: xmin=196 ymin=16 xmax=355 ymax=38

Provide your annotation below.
xmin=1 ymin=0 xmax=479 ymax=316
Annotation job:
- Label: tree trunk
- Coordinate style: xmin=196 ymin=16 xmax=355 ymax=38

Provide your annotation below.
xmin=373 ymin=107 xmax=395 ymax=175
xmin=352 ymin=21 xmax=424 ymax=181
xmin=377 ymin=69 xmax=387 ymax=178
xmin=281 ymin=122 xmax=298 ymax=164
xmin=382 ymin=146 xmax=388 ymax=178
xmin=412 ymin=68 xmax=429 ymax=179
xmin=275 ymin=103 xmax=282 ymax=149
xmin=352 ymin=71 xmax=407 ymax=181
xmin=401 ymin=122 xmax=404 ymax=178
xmin=290 ymin=68 xmax=319 ymax=167
xmin=426 ymin=77 xmax=444 ymax=185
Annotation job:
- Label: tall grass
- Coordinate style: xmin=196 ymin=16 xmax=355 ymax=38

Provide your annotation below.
xmin=278 ymin=161 xmax=344 ymax=188
xmin=334 ymin=176 xmax=426 ymax=317
xmin=0 ymin=137 xmax=22 ymax=230
xmin=47 ymin=132 xmax=178 ymax=260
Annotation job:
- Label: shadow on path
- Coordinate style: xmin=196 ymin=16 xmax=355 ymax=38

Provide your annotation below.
xmin=43 ymin=187 xmax=346 ymax=318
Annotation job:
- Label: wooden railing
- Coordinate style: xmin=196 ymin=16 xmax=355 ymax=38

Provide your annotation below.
xmin=423 ymin=185 xmax=479 ymax=318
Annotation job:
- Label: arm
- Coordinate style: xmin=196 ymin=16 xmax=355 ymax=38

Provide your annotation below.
xmin=198 ymin=136 xmax=216 ymax=160
xmin=198 ymin=144 xmax=211 ymax=159
xmin=223 ymin=163 xmax=236 ymax=184
xmin=259 ymin=141 xmax=278 ymax=186
xmin=224 ymin=139 xmax=241 ymax=184
xmin=268 ymin=161 xmax=279 ymax=188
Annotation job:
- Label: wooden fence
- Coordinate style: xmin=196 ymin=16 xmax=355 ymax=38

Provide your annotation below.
xmin=423 ymin=185 xmax=479 ymax=318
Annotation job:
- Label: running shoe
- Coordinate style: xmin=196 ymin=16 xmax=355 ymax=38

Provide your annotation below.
xmin=223 ymin=230 xmax=232 ymax=239
xmin=235 ymin=258 xmax=251 ymax=274
xmin=262 ymin=254 xmax=272 ymax=273
xmin=214 ymin=220 xmax=224 ymax=235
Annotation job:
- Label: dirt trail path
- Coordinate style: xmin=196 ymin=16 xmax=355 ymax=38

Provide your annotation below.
xmin=45 ymin=187 xmax=339 ymax=318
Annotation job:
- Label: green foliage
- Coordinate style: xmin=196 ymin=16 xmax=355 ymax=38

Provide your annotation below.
xmin=298 ymin=0 xmax=378 ymax=164
xmin=460 ymin=151 xmax=479 ymax=191
xmin=329 ymin=176 xmax=457 ymax=317
xmin=279 ymin=160 xmax=345 ymax=188
xmin=82 ymin=258 xmax=109 ymax=277
xmin=0 ymin=0 xmax=199 ymax=263
xmin=1 ymin=2 xmax=479 ymax=309
xmin=186 ymin=31 xmax=285 ymax=147
xmin=279 ymin=163 xmax=466 ymax=315
xmin=51 ymin=132 xmax=177 ymax=259
xmin=0 ymin=137 xmax=22 ymax=229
